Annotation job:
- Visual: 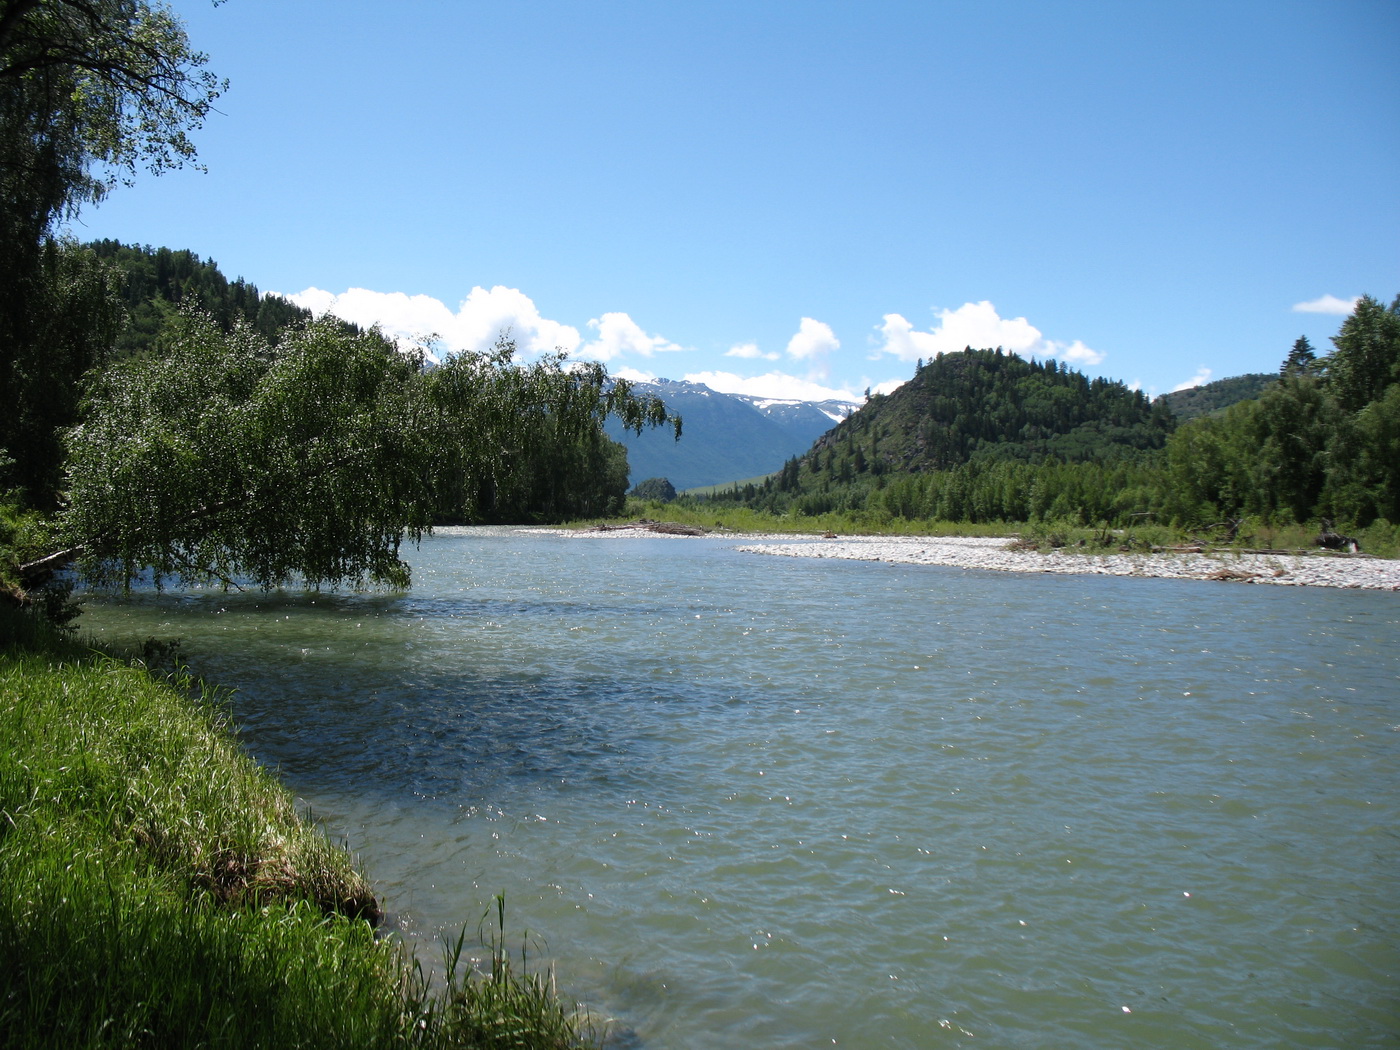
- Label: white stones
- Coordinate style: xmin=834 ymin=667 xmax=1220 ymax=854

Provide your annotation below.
xmin=732 ymin=536 xmax=1400 ymax=591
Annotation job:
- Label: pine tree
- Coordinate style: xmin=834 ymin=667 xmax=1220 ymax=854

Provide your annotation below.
xmin=1280 ymin=335 xmax=1317 ymax=378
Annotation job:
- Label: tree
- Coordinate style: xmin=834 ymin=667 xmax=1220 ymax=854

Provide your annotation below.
xmin=0 ymin=0 xmax=224 ymax=234
xmin=1326 ymin=294 xmax=1400 ymax=412
xmin=630 ymin=477 xmax=677 ymax=502
xmin=25 ymin=315 xmax=674 ymax=591
xmin=0 ymin=239 xmax=124 ymax=499
xmin=1 ymin=0 xmax=224 ymax=502
xmin=1280 ymin=335 xmax=1316 ymax=378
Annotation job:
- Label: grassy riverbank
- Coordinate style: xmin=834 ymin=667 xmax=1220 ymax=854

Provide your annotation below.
xmin=0 ymin=608 xmax=601 ymax=1049
xmin=579 ymin=500 xmax=1400 ymax=558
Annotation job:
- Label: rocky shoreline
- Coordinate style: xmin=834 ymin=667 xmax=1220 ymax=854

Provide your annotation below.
xmin=732 ymin=534 xmax=1400 ymax=590
xmin=545 ymin=524 xmax=1400 ymax=590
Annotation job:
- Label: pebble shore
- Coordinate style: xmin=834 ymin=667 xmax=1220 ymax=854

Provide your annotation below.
xmin=732 ymin=535 xmax=1400 ymax=590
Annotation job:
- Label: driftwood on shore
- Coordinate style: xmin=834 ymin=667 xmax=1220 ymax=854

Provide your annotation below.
xmin=586 ymin=519 xmax=709 ymax=537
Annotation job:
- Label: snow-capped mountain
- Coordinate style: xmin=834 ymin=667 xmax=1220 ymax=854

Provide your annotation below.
xmin=604 ymin=378 xmax=856 ymax=491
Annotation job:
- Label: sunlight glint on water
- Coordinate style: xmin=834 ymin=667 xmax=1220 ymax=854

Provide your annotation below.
xmin=78 ymin=527 xmax=1400 ymax=1048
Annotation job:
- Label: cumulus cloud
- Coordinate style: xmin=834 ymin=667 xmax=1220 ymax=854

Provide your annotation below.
xmin=1292 ymin=294 xmax=1359 ymax=315
xmin=785 ymin=317 xmax=840 ymax=361
xmin=1172 ymin=367 xmax=1212 ymax=392
xmin=874 ymin=300 xmax=1105 ymax=368
xmin=1047 ymin=339 xmax=1106 ymax=367
xmin=869 ymin=377 xmax=907 ymax=396
xmin=725 ymin=342 xmax=780 ymax=361
xmin=576 ymin=312 xmax=687 ymax=362
xmin=684 ymin=369 xmax=863 ymax=403
xmin=282 ymin=285 xmax=581 ymax=358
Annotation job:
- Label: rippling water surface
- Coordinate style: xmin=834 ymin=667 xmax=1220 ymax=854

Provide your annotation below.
xmin=79 ymin=528 xmax=1399 ymax=1048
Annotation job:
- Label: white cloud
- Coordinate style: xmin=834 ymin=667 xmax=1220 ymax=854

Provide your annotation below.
xmin=785 ymin=317 xmax=840 ymax=361
xmin=874 ymin=300 xmax=1105 ymax=369
xmin=611 ymin=366 xmax=659 ymax=384
xmin=1172 ymin=367 xmax=1212 ymax=392
xmin=684 ymin=369 xmax=862 ymax=403
xmin=869 ymin=377 xmax=907 ymax=396
xmin=576 ymin=312 xmax=687 ymax=362
xmin=1045 ymin=339 xmax=1106 ymax=367
xmin=1292 ymin=294 xmax=1359 ymax=315
xmin=281 ymin=285 xmax=580 ymax=358
xmin=725 ymin=342 xmax=780 ymax=361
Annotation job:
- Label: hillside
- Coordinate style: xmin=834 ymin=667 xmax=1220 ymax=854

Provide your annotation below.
xmin=1155 ymin=372 xmax=1277 ymax=420
xmin=807 ymin=348 xmax=1174 ymax=477
xmin=605 ymin=378 xmax=853 ymax=490
xmin=86 ymin=240 xmax=315 ymax=356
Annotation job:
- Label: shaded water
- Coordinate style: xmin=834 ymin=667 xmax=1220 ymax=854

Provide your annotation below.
xmin=79 ymin=528 xmax=1399 ymax=1048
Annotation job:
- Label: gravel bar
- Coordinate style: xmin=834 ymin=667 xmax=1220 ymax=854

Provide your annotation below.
xmin=732 ymin=535 xmax=1400 ymax=590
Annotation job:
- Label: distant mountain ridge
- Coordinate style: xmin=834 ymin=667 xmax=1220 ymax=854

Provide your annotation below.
xmin=1154 ymin=373 xmax=1277 ymax=421
xmin=604 ymin=378 xmax=855 ymax=490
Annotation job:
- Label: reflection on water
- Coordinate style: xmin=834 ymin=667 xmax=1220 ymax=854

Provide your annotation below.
xmin=80 ymin=527 xmax=1400 ymax=1049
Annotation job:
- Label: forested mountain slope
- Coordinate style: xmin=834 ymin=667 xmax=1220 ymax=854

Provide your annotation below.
xmin=1156 ymin=373 xmax=1277 ymax=421
xmin=807 ymin=348 xmax=1174 ymax=477
xmin=85 ymin=240 xmax=314 ymax=356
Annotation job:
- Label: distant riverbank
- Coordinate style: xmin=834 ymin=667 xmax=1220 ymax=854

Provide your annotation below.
xmin=542 ymin=527 xmax=1400 ymax=590
xmin=736 ymin=535 xmax=1400 ymax=589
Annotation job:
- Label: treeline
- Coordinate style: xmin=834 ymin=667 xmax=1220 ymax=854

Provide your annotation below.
xmin=695 ymin=305 xmax=1400 ymax=535
xmin=86 ymin=239 xmax=316 ymax=356
xmin=3 ymin=240 xmax=634 ymax=529
xmin=1163 ymin=305 xmax=1400 ymax=526
xmin=827 ymin=348 xmax=1175 ymax=475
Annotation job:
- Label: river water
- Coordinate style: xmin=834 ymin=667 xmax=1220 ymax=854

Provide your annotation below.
xmin=78 ymin=527 xmax=1399 ymax=1048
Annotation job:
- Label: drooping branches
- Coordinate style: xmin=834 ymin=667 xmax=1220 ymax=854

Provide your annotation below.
xmin=44 ymin=314 xmax=676 ymax=591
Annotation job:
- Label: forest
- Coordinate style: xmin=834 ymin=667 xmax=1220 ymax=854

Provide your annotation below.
xmin=2 ymin=232 xmax=663 ymax=603
xmin=687 ymin=309 xmax=1400 ymax=542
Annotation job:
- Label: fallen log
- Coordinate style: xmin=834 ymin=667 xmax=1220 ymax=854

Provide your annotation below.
xmin=586 ymin=519 xmax=708 ymax=537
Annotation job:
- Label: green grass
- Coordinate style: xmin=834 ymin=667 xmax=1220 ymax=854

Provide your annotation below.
xmin=573 ymin=500 xmax=1017 ymax=538
xmin=0 ymin=608 xmax=603 ymax=1049
xmin=567 ymin=502 xmax=1400 ymax=558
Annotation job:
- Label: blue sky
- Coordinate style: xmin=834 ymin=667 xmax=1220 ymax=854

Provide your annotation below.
xmin=72 ymin=0 xmax=1399 ymax=402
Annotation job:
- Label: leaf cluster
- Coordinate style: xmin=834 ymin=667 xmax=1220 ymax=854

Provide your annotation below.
xmin=60 ymin=313 xmax=674 ymax=591
xmin=0 ymin=0 xmax=225 ymax=229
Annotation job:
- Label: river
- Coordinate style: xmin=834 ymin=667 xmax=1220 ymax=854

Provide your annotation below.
xmin=77 ymin=527 xmax=1399 ymax=1048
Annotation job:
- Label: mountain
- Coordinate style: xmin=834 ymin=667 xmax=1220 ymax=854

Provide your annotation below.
xmin=1154 ymin=373 xmax=1278 ymax=421
xmin=805 ymin=349 xmax=1174 ymax=476
xmin=706 ymin=349 xmax=1177 ymax=521
xmin=604 ymin=378 xmax=854 ymax=490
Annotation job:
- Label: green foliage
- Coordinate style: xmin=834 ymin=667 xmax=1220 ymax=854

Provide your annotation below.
xmin=1154 ymin=373 xmax=1278 ymax=421
xmin=62 ymin=313 xmax=432 ymax=589
xmin=630 ymin=476 xmax=677 ymax=502
xmin=1325 ymin=294 xmax=1400 ymax=412
xmin=692 ymin=349 xmax=1173 ymax=531
xmin=838 ymin=348 xmax=1172 ymax=474
xmin=693 ymin=309 xmax=1400 ymax=542
xmin=0 ymin=239 xmax=125 ymax=503
xmin=0 ymin=0 xmax=224 ymax=230
xmin=1280 ymin=335 xmax=1318 ymax=379
xmin=56 ymin=313 xmax=671 ymax=590
xmin=87 ymin=239 xmax=317 ymax=356
xmin=0 ymin=2 xmax=223 ymax=506
xmin=440 ymin=897 xmax=605 ymax=1050
xmin=1159 ymin=299 xmax=1400 ymax=530
xmin=1162 ymin=377 xmax=1342 ymax=525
